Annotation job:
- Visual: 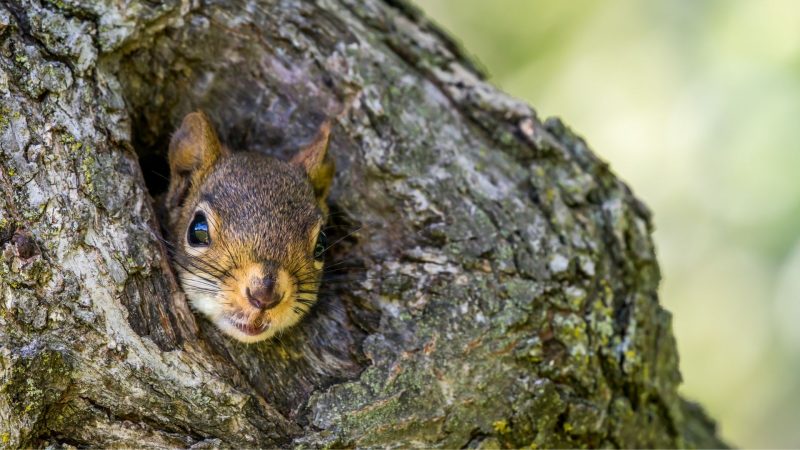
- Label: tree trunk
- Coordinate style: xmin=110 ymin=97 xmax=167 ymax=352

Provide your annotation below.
xmin=0 ymin=0 xmax=724 ymax=447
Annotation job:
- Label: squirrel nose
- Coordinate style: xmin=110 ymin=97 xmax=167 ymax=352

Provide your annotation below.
xmin=246 ymin=277 xmax=279 ymax=310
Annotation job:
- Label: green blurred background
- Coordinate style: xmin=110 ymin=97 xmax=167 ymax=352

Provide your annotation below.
xmin=420 ymin=0 xmax=800 ymax=447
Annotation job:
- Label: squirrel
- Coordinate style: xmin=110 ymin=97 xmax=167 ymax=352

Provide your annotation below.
xmin=161 ymin=111 xmax=334 ymax=343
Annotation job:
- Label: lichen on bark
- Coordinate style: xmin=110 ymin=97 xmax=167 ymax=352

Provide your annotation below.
xmin=0 ymin=0 xmax=724 ymax=448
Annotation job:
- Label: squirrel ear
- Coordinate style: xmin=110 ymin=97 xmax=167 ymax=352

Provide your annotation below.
xmin=292 ymin=121 xmax=335 ymax=205
xmin=166 ymin=111 xmax=226 ymax=209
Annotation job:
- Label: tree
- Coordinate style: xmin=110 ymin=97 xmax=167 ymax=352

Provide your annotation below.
xmin=0 ymin=0 xmax=724 ymax=447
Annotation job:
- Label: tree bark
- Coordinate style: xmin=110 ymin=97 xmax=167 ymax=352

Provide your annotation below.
xmin=0 ymin=0 xmax=724 ymax=447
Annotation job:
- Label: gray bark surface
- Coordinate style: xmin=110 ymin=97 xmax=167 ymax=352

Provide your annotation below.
xmin=0 ymin=0 xmax=724 ymax=447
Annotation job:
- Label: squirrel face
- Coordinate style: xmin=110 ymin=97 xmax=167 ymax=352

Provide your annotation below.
xmin=164 ymin=112 xmax=334 ymax=343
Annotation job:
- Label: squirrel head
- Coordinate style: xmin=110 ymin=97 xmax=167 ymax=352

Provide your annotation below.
xmin=164 ymin=111 xmax=334 ymax=343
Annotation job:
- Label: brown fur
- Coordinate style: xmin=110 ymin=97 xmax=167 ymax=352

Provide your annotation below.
xmin=164 ymin=111 xmax=334 ymax=343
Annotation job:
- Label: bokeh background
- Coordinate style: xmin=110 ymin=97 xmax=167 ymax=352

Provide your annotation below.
xmin=420 ymin=1 xmax=800 ymax=447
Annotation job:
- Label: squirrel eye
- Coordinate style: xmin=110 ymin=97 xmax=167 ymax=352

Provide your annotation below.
xmin=187 ymin=213 xmax=210 ymax=247
xmin=313 ymin=232 xmax=327 ymax=260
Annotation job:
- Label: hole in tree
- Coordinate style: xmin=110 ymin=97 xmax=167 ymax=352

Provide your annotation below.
xmin=126 ymin=105 xmax=375 ymax=416
xmin=136 ymin=144 xmax=171 ymax=198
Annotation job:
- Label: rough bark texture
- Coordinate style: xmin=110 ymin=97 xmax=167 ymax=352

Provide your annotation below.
xmin=0 ymin=0 xmax=724 ymax=448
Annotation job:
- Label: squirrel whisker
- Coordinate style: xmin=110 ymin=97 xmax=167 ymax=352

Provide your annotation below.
xmin=320 ymin=226 xmax=363 ymax=255
xmin=172 ymin=256 xmax=227 ymax=281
